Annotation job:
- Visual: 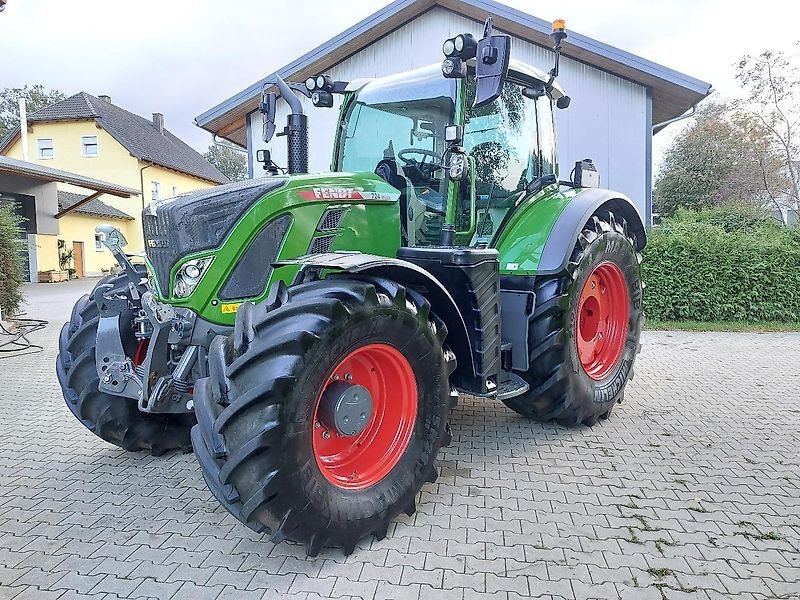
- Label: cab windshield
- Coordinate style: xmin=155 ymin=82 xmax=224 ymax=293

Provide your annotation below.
xmin=337 ymin=66 xmax=457 ymax=245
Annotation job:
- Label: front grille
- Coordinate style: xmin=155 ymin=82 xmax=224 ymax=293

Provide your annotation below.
xmin=143 ymin=211 xmax=176 ymax=295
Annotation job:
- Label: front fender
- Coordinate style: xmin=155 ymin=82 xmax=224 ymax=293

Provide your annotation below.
xmin=275 ymin=252 xmax=477 ymax=389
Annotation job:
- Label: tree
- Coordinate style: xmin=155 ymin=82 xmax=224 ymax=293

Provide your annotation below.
xmin=0 ymin=85 xmax=66 ymax=139
xmin=735 ymin=46 xmax=800 ymax=207
xmin=654 ymin=102 xmax=791 ymax=216
xmin=203 ymin=144 xmax=247 ymax=182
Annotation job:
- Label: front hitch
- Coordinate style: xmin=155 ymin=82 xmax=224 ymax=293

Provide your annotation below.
xmin=94 ymin=289 xmax=197 ymax=414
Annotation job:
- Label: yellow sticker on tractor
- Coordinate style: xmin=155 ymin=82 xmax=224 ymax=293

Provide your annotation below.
xmin=220 ymin=303 xmax=241 ymax=314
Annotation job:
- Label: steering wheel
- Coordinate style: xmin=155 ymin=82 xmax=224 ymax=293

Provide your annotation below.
xmin=398 ymin=148 xmax=440 ymax=167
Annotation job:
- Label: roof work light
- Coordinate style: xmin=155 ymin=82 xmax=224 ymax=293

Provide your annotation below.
xmin=441 ymin=32 xmax=477 ymax=79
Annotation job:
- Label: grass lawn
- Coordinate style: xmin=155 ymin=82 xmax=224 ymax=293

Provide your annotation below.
xmin=645 ymin=320 xmax=800 ymax=332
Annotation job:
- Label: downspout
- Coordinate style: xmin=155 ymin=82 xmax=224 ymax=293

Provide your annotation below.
xmin=139 ymin=161 xmax=154 ymax=210
xmin=652 ymin=104 xmax=698 ymax=134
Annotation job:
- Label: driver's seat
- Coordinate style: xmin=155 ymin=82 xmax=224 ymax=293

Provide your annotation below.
xmin=375 ymin=159 xmax=422 ymax=245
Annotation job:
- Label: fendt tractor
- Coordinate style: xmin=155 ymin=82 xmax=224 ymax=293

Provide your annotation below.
xmin=57 ymin=18 xmax=645 ymax=555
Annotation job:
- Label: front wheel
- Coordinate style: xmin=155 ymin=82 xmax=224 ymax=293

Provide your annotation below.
xmin=502 ymin=211 xmax=644 ymax=426
xmin=56 ymin=270 xmax=195 ymax=455
xmin=192 ymin=277 xmax=455 ymax=555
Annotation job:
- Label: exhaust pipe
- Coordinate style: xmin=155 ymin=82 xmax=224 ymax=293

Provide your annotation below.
xmin=275 ymin=76 xmax=309 ymax=175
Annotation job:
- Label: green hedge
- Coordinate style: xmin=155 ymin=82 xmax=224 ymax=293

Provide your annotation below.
xmin=0 ymin=202 xmax=26 ymax=317
xmin=642 ymin=212 xmax=800 ymax=322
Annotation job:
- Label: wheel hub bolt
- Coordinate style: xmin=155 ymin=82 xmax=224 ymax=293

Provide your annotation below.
xmin=322 ymin=431 xmax=331 ymax=439
xmin=344 ymin=373 xmax=353 ymax=381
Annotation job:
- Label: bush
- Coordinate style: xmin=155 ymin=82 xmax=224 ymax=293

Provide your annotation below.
xmin=643 ymin=212 xmax=800 ymax=322
xmin=0 ymin=203 xmax=26 ymax=317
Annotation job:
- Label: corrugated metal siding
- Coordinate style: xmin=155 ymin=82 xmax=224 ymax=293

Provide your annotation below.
xmin=248 ymin=7 xmax=649 ymax=218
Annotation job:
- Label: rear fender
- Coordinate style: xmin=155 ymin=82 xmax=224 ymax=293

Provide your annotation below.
xmin=537 ymin=189 xmax=646 ymax=276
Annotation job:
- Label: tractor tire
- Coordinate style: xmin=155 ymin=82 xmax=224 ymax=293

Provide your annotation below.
xmin=192 ymin=276 xmax=456 ymax=556
xmin=56 ymin=271 xmax=195 ymax=455
xmin=502 ymin=211 xmax=644 ymax=426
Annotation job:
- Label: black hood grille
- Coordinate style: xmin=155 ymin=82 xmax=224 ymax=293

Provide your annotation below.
xmin=143 ymin=177 xmax=287 ymax=295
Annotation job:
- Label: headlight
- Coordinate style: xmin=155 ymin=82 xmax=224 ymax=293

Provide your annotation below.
xmin=173 ymin=257 xmax=213 ymax=298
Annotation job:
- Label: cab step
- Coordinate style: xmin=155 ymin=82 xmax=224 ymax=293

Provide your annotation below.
xmin=497 ymin=372 xmax=529 ymax=401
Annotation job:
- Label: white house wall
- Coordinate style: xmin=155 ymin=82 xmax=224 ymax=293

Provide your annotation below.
xmin=248 ymin=7 xmax=649 ymax=219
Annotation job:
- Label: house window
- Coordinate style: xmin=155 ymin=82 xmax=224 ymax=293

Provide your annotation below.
xmin=37 ymin=138 xmax=54 ymax=159
xmin=151 ymin=181 xmax=160 ymax=201
xmin=81 ymin=135 xmax=99 ymax=157
xmin=95 ymin=233 xmax=105 ymax=251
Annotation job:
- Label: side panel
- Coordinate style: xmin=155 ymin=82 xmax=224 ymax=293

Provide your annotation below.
xmin=493 ymin=187 xmax=646 ymax=279
xmin=491 ymin=186 xmax=576 ymax=276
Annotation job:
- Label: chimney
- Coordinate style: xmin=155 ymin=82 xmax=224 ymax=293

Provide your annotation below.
xmin=152 ymin=112 xmax=165 ymax=134
xmin=98 ymin=94 xmax=112 ymax=103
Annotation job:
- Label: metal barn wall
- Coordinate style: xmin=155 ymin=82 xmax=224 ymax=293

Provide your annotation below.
xmin=248 ymin=7 xmax=650 ymax=219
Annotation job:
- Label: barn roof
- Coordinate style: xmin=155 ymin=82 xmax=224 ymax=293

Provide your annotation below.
xmin=195 ymin=0 xmax=711 ymax=146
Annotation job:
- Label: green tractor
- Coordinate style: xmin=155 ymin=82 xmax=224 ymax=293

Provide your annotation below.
xmin=57 ymin=17 xmax=644 ymax=554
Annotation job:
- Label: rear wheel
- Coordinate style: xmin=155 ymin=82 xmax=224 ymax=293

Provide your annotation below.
xmin=56 ymin=270 xmax=195 ymax=455
xmin=192 ymin=277 xmax=455 ymax=555
xmin=502 ymin=211 xmax=643 ymax=426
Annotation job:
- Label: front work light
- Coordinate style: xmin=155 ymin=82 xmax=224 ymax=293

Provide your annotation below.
xmin=304 ymin=74 xmax=334 ymax=92
xmin=443 ymin=33 xmax=477 ymax=60
xmin=312 ymin=91 xmax=334 ymax=108
xmin=449 ymin=153 xmax=467 ymax=181
xmin=453 ymin=33 xmax=477 ymax=59
xmin=442 ymin=57 xmax=467 ymax=79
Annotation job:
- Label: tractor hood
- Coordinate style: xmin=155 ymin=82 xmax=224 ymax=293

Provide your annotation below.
xmin=142 ymin=172 xmax=401 ymax=305
xmin=143 ymin=178 xmax=289 ymax=293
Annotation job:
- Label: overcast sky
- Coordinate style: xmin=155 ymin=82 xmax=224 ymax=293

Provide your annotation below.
xmin=2 ymin=0 xmax=798 ymax=172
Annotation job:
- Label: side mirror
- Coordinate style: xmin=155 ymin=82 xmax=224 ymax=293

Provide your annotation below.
xmin=556 ymin=95 xmax=571 ymax=109
xmin=256 ymin=148 xmax=280 ymax=175
xmin=260 ymin=88 xmax=277 ymax=143
xmin=474 ymin=18 xmax=511 ymax=109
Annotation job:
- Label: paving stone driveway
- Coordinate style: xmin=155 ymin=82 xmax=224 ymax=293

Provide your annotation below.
xmin=0 ymin=279 xmax=798 ymax=600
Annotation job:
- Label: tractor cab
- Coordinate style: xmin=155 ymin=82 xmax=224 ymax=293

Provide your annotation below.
xmin=334 ymin=60 xmax=567 ymax=248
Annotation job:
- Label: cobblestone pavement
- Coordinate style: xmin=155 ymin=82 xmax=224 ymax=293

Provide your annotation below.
xmin=1 ymin=279 xmax=799 ymax=600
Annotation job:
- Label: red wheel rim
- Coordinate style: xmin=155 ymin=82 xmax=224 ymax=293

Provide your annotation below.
xmin=576 ymin=262 xmax=629 ymax=380
xmin=312 ymin=343 xmax=417 ymax=490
